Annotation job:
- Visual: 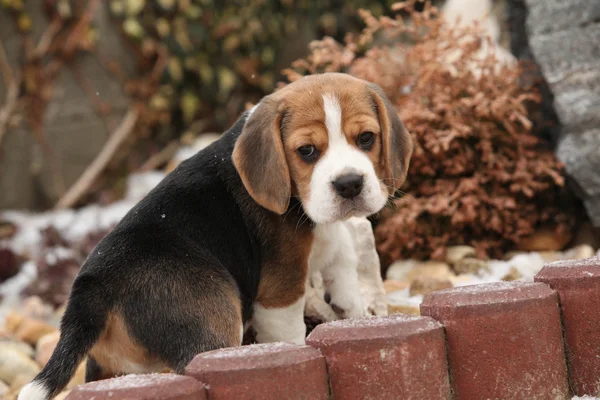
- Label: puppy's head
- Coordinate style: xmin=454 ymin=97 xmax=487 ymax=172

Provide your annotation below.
xmin=232 ymin=73 xmax=413 ymax=224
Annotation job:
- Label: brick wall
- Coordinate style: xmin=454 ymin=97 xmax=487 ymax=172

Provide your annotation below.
xmin=66 ymin=256 xmax=600 ymax=400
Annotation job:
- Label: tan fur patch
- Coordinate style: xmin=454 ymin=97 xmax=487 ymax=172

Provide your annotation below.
xmin=256 ymin=227 xmax=314 ymax=309
xmin=89 ymin=312 xmax=164 ymax=377
xmin=204 ymin=286 xmax=244 ymax=346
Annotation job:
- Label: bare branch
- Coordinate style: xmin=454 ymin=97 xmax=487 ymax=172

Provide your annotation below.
xmin=138 ymin=140 xmax=179 ymax=172
xmin=55 ymin=106 xmax=140 ymax=209
xmin=0 ymin=73 xmax=21 ymax=149
xmin=30 ymin=17 xmax=62 ymax=60
xmin=0 ymin=39 xmax=13 ymax=85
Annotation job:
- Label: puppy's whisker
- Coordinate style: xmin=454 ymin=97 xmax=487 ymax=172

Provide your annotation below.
xmin=283 ymin=201 xmax=303 ymax=223
xmin=397 ymin=193 xmax=415 ymax=202
xmin=286 ymin=201 xmax=302 ymax=213
xmin=377 ymin=179 xmax=412 ymax=200
xmin=378 ymin=180 xmax=396 ymax=193
xmin=294 ymin=211 xmax=309 ymax=233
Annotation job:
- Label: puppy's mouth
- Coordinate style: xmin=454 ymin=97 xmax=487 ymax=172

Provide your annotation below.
xmin=337 ymin=197 xmax=368 ymax=216
xmin=304 ymin=195 xmax=381 ymax=224
xmin=331 ymin=196 xmax=380 ymax=221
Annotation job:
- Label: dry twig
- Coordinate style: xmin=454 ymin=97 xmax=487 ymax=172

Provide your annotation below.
xmin=70 ymin=63 xmax=115 ymax=132
xmin=62 ymin=0 xmax=101 ymax=60
xmin=137 ymin=141 xmax=180 ymax=172
xmin=55 ymin=106 xmax=140 ymax=209
xmin=0 ymin=39 xmax=13 ymax=85
xmin=0 ymin=73 xmax=20 ymax=149
xmin=30 ymin=17 xmax=62 ymax=60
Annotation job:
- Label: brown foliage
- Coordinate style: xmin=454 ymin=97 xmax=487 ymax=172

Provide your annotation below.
xmin=283 ymin=1 xmax=576 ymax=261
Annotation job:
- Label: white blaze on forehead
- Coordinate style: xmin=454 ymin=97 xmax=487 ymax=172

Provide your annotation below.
xmin=303 ymin=92 xmax=387 ymax=224
xmin=323 ymin=93 xmax=344 ymax=142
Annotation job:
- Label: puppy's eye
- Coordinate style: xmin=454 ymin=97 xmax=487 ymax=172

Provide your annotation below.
xmin=297 ymin=145 xmax=319 ymax=162
xmin=357 ymin=131 xmax=375 ymax=150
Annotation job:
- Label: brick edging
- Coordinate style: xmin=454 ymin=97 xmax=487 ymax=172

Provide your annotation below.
xmin=67 ymin=256 xmax=600 ymax=399
xmin=535 ymin=257 xmax=600 ymax=396
xmin=421 ymin=281 xmax=569 ymax=399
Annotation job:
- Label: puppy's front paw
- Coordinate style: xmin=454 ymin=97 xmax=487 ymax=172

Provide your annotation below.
xmin=326 ymin=291 xmax=365 ymax=319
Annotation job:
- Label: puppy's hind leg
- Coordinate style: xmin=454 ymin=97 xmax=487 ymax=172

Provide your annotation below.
xmin=124 ymin=268 xmax=244 ymax=374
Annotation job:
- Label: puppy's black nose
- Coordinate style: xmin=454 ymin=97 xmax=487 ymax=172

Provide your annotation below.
xmin=333 ymin=174 xmax=364 ymax=199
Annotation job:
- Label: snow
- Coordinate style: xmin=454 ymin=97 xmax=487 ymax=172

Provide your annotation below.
xmin=387 ymin=287 xmax=423 ymax=307
xmin=543 ymin=256 xmax=600 ymax=269
xmin=2 ymin=172 xmax=163 ymax=250
xmin=201 ymin=342 xmax=296 ymax=359
xmin=385 ymin=260 xmax=418 ymax=281
xmin=386 ymin=252 xmax=555 ymax=311
xmin=0 ymin=261 xmax=37 ymax=320
xmin=86 ymin=373 xmax=185 ymax=391
xmin=324 ymin=313 xmax=440 ymax=331
xmin=171 ymin=134 xmax=221 ymax=164
xmin=327 ymin=314 xmax=417 ymax=328
xmin=445 ymin=281 xmax=529 ymax=293
xmin=44 ymin=247 xmax=75 ymax=265
xmin=123 ymin=171 xmax=165 ymax=200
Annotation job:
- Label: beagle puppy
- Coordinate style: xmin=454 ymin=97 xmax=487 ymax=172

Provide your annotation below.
xmin=19 ymin=72 xmax=412 ymax=400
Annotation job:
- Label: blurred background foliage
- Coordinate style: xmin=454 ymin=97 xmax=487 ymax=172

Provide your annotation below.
xmin=107 ymin=0 xmax=403 ymax=131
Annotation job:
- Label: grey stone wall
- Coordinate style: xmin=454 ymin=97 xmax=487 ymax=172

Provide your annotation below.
xmin=508 ymin=0 xmax=600 ymax=227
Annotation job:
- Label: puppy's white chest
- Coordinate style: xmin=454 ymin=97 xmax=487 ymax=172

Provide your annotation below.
xmin=309 ymin=222 xmax=356 ymax=272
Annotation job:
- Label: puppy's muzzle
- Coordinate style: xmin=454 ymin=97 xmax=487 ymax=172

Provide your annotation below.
xmin=332 ymin=173 xmax=364 ymax=199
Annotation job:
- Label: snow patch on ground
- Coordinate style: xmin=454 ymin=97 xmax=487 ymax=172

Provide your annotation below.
xmin=86 ymin=373 xmax=185 ymax=391
xmin=2 ymin=172 xmax=165 ymax=259
xmin=201 ymin=342 xmax=296 ymax=359
xmin=387 ymin=287 xmax=423 ymax=308
xmin=0 ymin=261 xmax=37 ymax=320
xmin=387 ymin=252 xmax=553 ymax=310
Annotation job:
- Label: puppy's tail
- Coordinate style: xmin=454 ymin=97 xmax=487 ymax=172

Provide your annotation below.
xmin=19 ymin=276 xmax=108 ymax=400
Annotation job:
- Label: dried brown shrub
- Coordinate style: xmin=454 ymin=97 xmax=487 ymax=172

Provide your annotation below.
xmin=283 ymin=1 xmax=576 ymax=262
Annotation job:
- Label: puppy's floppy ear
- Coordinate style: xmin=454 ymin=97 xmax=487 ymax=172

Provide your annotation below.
xmin=232 ymin=98 xmax=291 ymax=214
xmin=368 ymin=83 xmax=414 ymax=194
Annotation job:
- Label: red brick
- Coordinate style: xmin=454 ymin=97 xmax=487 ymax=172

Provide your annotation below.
xmin=420 ymin=281 xmax=569 ymax=400
xmin=535 ymin=256 xmax=600 ymax=396
xmin=185 ymin=342 xmax=328 ymax=400
xmin=65 ymin=373 xmax=206 ymax=400
xmin=306 ymin=314 xmax=450 ymax=400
